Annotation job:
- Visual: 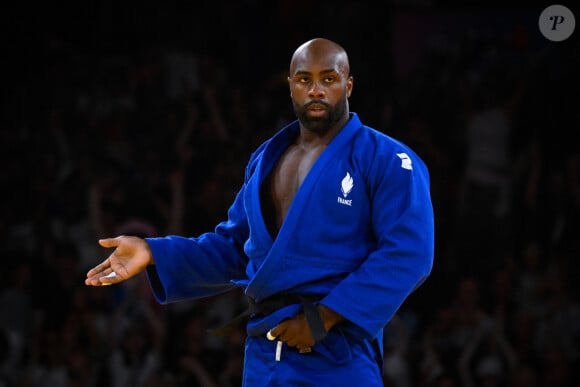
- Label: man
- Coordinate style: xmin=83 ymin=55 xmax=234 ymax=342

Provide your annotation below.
xmin=86 ymin=37 xmax=435 ymax=386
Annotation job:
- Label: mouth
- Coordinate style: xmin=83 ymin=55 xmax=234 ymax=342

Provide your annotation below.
xmin=305 ymin=102 xmax=328 ymax=117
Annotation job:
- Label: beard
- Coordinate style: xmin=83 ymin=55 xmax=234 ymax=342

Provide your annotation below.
xmin=293 ymin=97 xmax=348 ymax=133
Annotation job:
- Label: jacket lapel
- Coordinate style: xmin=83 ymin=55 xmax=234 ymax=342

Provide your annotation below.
xmin=245 ymin=113 xmax=362 ymax=300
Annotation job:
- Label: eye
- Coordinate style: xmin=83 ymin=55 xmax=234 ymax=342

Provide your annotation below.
xmin=298 ymin=76 xmax=311 ymax=84
xmin=324 ymin=76 xmax=336 ymax=83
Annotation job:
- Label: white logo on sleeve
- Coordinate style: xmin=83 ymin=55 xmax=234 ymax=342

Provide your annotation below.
xmin=337 ymin=172 xmax=353 ymax=206
xmin=396 ymin=153 xmax=413 ymax=170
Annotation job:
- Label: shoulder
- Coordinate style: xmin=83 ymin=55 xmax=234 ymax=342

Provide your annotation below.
xmin=352 ymin=123 xmax=428 ymax=174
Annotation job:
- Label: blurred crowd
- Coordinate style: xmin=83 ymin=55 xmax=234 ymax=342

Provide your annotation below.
xmin=1 ymin=2 xmax=579 ymax=386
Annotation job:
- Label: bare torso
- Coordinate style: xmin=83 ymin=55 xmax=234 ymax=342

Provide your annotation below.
xmin=261 ymin=142 xmax=326 ymax=238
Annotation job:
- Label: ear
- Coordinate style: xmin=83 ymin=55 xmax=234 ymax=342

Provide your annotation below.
xmin=346 ymin=76 xmax=353 ymax=98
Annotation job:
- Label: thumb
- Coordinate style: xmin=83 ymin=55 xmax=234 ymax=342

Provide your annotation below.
xmin=98 ymin=237 xmax=120 ymax=248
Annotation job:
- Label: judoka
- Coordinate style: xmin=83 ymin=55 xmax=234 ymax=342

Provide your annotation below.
xmin=86 ymin=37 xmax=435 ymax=386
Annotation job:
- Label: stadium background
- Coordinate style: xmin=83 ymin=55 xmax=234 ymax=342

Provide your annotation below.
xmin=1 ymin=1 xmax=579 ymax=386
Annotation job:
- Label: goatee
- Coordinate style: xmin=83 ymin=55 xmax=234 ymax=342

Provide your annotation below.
xmin=294 ymin=99 xmax=347 ymax=133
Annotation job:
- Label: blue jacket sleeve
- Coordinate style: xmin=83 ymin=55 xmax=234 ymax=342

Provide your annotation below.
xmin=144 ymin=182 xmax=250 ymax=304
xmin=321 ymin=147 xmax=435 ymax=341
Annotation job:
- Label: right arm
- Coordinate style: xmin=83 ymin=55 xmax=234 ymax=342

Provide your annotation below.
xmin=85 ymin=182 xmax=251 ymax=300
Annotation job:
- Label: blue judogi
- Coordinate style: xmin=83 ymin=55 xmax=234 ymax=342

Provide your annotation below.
xmin=145 ymin=112 xmax=434 ymax=386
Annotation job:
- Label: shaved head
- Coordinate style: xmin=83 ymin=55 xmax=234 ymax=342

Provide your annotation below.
xmin=289 ymin=38 xmax=350 ymax=78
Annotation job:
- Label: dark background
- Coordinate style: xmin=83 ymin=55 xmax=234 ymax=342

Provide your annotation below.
xmin=1 ymin=1 xmax=579 ymax=386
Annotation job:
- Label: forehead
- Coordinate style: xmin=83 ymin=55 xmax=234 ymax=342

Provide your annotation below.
xmin=290 ymin=49 xmax=349 ymax=76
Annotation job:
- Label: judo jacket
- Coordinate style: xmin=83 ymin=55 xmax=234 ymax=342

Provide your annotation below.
xmin=144 ymin=112 xmax=434 ymax=374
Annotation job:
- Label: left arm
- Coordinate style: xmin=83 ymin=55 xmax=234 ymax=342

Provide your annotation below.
xmin=321 ymin=148 xmax=435 ymax=340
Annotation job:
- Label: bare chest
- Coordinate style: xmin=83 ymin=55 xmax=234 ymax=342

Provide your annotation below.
xmin=261 ymin=144 xmax=325 ymax=235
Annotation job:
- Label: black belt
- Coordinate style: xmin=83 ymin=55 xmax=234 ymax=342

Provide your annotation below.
xmin=207 ymin=294 xmax=328 ymax=342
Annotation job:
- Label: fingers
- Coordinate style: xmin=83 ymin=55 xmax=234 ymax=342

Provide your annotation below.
xmin=85 ymin=275 xmax=107 ymax=287
xmin=85 ymin=265 xmax=118 ymax=287
xmin=266 ymin=318 xmax=314 ymax=349
xmin=85 ymin=260 xmax=110 ymax=278
xmin=100 ymin=270 xmax=118 ymax=286
xmin=266 ymin=329 xmax=277 ymax=341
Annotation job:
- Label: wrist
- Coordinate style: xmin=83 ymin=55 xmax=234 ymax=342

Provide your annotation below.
xmin=317 ymin=304 xmax=345 ymax=332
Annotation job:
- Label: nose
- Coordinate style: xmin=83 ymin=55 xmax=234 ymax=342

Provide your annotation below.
xmin=308 ymin=80 xmax=326 ymax=98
